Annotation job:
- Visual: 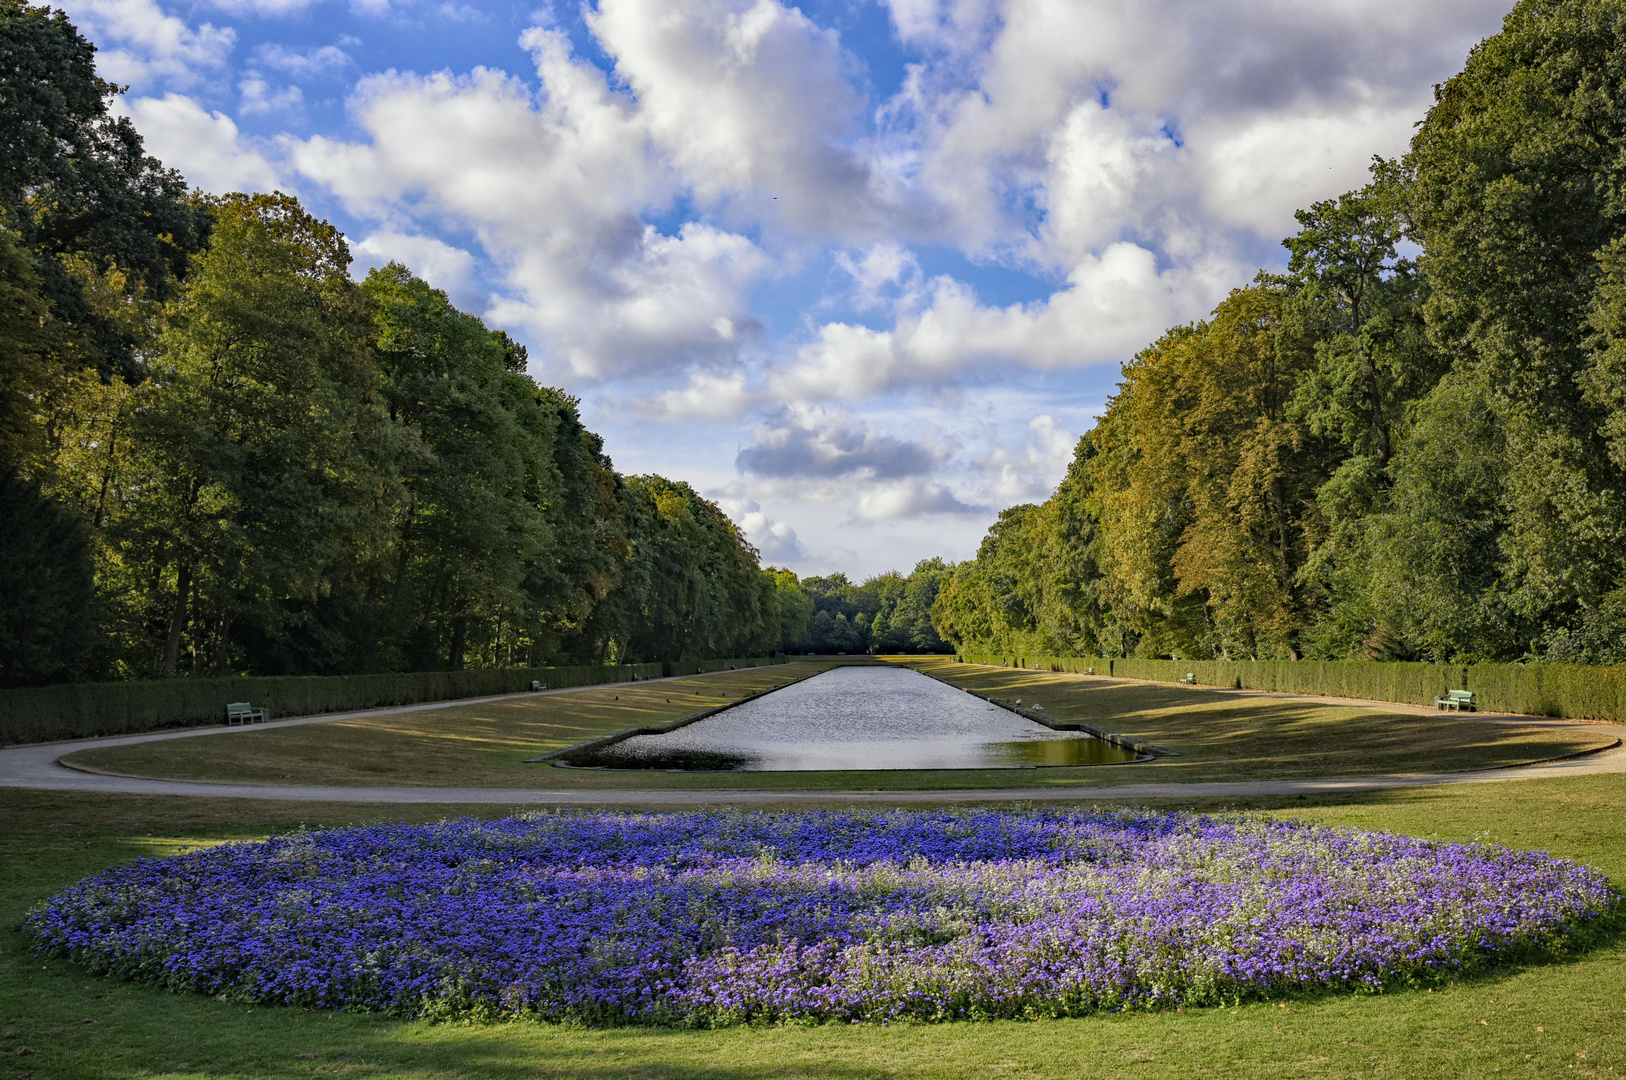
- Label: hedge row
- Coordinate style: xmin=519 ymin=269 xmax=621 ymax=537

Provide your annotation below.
xmin=0 ymin=656 xmax=788 ymax=746
xmin=1465 ymin=662 xmax=1626 ymax=720
xmin=955 ymin=654 xmax=1626 ymax=720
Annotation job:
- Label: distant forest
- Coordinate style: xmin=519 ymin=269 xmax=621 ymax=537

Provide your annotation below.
xmin=934 ymin=0 xmax=1626 ymax=666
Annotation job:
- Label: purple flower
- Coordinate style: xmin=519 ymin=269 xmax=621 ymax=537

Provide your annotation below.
xmin=26 ymin=809 xmax=1615 ymax=1026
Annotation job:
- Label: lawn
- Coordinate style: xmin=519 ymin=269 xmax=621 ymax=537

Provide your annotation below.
xmin=56 ymin=660 xmax=1613 ymax=792
xmin=1 ymin=776 xmax=1623 ymax=1078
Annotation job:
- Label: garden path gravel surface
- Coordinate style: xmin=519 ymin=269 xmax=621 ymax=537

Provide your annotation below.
xmin=1 ymin=683 xmax=1621 ymax=804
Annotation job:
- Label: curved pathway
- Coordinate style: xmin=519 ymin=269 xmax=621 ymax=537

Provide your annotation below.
xmin=1 ymin=687 xmax=1621 ymax=805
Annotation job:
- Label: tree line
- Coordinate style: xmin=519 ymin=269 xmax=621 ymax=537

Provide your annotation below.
xmin=933 ymin=0 xmax=1626 ymax=666
xmin=0 ymin=1 xmax=871 ymax=686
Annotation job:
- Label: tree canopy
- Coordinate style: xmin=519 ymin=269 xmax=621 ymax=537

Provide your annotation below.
xmin=933 ymin=0 xmax=1626 ymax=666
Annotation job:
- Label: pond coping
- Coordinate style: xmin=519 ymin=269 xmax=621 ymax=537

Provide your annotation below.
xmin=524 ymin=665 xmax=831 ymax=765
xmin=527 ymin=663 xmax=1176 ymax=768
xmin=911 ymin=668 xmax=1179 ymax=759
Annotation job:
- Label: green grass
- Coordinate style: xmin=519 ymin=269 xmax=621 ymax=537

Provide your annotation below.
xmin=59 ymin=659 xmax=1616 ymax=792
xmin=3 ymin=776 xmax=1624 ymax=1079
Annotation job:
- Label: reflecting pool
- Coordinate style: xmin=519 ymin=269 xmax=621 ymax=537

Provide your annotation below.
xmin=556 ymin=666 xmax=1143 ymax=771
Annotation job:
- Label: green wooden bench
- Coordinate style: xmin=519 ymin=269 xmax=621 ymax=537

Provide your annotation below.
xmin=225 ymin=701 xmax=270 ymax=725
xmin=1178 ymin=672 xmax=1196 ymax=684
xmin=1434 ymin=689 xmax=1475 ymax=712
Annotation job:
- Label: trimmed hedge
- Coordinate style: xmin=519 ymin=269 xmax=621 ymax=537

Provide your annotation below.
xmin=955 ymin=653 xmax=1626 ymax=720
xmin=0 ymin=657 xmax=788 ymax=746
xmin=1465 ymin=663 xmax=1626 ymax=721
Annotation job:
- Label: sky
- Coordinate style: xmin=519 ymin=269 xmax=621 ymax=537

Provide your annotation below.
xmin=61 ymin=0 xmax=1513 ymax=579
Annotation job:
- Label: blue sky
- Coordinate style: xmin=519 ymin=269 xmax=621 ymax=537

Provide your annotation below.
xmin=63 ymin=0 xmax=1511 ymax=578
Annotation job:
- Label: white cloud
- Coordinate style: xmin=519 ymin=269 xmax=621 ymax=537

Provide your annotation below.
xmin=587 ymin=0 xmax=907 ymax=237
xmin=58 ymin=0 xmax=234 ymax=89
xmin=288 ymin=32 xmax=774 ymax=379
xmin=835 ymin=242 xmax=921 ymax=312
xmin=252 ymin=43 xmax=352 ymax=76
xmin=351 ymin=231 xmax=479 ymax=299
xmin=210 ymin=0 xmax=323 ymax=14
xmin=851 ymin=478 xmax=981 ymax=521
xmin=117 ymin=94 xmax=282 ymax=194
xmin=714 ymin=497 xmax=808 ymax=563
xmin=639 ymin=370 xmax=759 ymax=421
xmin=774 ymin=243 xmax=1216 ymax=401
xmin=239 ymin=74 xmax=303 ymax=114
xmin=973 ymin=413 xmax=1076 ymax=503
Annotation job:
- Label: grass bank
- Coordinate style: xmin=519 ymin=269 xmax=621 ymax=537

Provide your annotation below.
xmin=2 ymin=776 xmax=1623 ymax=1078
xmin=59 ymin=659 xmax=1616 ymax=791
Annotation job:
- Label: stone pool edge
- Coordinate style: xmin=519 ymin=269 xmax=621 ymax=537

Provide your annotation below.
xmin=523 ymin=665 xmax=833 ymax=766
xmin=912 ymin=667 xmax=1180 ymax=760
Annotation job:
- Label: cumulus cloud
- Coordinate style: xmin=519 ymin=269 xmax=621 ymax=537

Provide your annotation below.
xmin=835 ymin=242 xmax=921 ymax=312
xmin=773 ymin=243 xmax=1217 ymax=401
xmin=351 ymin=231 xmax=479 ymax=300
xmin=239 ymin=73 xmax=303 ymax=114
xmin=714 ymin=497 xmax=808 ymax=563
xmin=587 ymin=0 xmax=916 ymax=238
xmin=59 ymin=0 xmax=234 ymax=89
xmin=973 ymin=413 xmax=1077 ymax=504
xmin=117 ymin=94 xmax=282 ymax=193
xmin=639 ymin=370 xmax=759 ymax=421
xmin=288 ymin=30 xmax=774 ymax=379
xmin=252 ymin=43 xmax=352 ymax=76
xmin=897 ymin=0 xmax=1503 ymax=256
xmin=737 ymin=405 xmax=943 ymax=480
xmin=851 ymin=478 xmax=982 ymax=520
xmin=209 ymin=0 xmax=324 ymax=15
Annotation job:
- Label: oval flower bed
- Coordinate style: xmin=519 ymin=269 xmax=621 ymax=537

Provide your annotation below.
xmin=27 ymin=809 xmax=1615 ymax=1025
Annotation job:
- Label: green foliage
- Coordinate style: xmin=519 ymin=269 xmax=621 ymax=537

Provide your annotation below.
xmin=937 ymin=1 xmax=1626 ymax=670
xmin=0 ymin=470 xmax=95 ymax=687
xmin=795 ymin=562 xmax=950 ymax=654
xmin=0 ymin=0 xmax=208 ymax=384
xmin=956 ymin=651 xmax=1626 ymax=721
xmin=0 ymin=659 xmax=790 ymax=745
xmin=1406 ymin=0 xmax=1626 ymax=643
xmin=593 ymin=476 xmax=769 ymax=663
xmin=1464 ymin=662 xmax=1626 ymax=721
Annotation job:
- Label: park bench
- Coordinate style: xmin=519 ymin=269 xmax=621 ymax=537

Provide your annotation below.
xmin=530 ymin=681 xmax=547 ymax=691
xmin=1435 ymin=689 xmax=1476 ymax=712
xmin=1178 ymin=672 xmax=1196 ymax=684
xmin=225 ymin=701 xmax=269 ymax=725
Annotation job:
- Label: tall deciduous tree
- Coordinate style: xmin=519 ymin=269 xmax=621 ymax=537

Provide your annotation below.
xmin=126 ymin=193 xmax=384 ymax=675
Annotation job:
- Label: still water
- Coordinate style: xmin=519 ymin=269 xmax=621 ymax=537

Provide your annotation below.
xmin=558 ymin=666 xmax=1144 ymax=771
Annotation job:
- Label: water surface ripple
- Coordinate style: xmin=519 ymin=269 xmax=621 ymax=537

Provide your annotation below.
xmin=561 ymin=666 xmax=1141 ymax=771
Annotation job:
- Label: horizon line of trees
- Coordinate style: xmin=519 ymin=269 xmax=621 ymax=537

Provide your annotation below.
xmin=930 ymin=0 xmax=1626 ymax=667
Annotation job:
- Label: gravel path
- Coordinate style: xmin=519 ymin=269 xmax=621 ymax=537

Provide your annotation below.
xmin=2 ymin=684 xmax=1621 ymax=805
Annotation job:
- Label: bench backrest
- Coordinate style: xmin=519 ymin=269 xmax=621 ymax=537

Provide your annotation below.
xmin=226 ymin=702 xmax=254 ymax=717
xmin=1446 ymin=689 xmax=1474 ymax=701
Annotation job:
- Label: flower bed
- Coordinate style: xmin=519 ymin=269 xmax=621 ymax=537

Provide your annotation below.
xmin=27 ymin=809 xmax=1615 ymax=1025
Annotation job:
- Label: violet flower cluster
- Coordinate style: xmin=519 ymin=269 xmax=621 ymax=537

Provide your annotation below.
xmin=27 ymin=809 xmax=1614 ymax=1025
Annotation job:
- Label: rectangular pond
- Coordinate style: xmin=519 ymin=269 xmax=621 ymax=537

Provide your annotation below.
xmin=556 ymin=666 xmax=1144 ymax=771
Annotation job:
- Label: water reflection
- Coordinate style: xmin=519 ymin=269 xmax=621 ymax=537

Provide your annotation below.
xmin=557 ymin=666 xmax=1143 ymax=771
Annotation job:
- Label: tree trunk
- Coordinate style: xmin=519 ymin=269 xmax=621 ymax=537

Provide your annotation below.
xmin=162 ymin=563 xmax=192 ymax=676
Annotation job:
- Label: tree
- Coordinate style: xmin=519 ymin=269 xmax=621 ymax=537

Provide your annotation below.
xmin=0 ymin=0 xmax=209 ymax=388
xmin=1407 ymin=0 xmax=1626 ymax=645
xmin=121 ymin=193 xmax=384 ymax=675
xmin=0 ymin=470 xmax=94 ymax=685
